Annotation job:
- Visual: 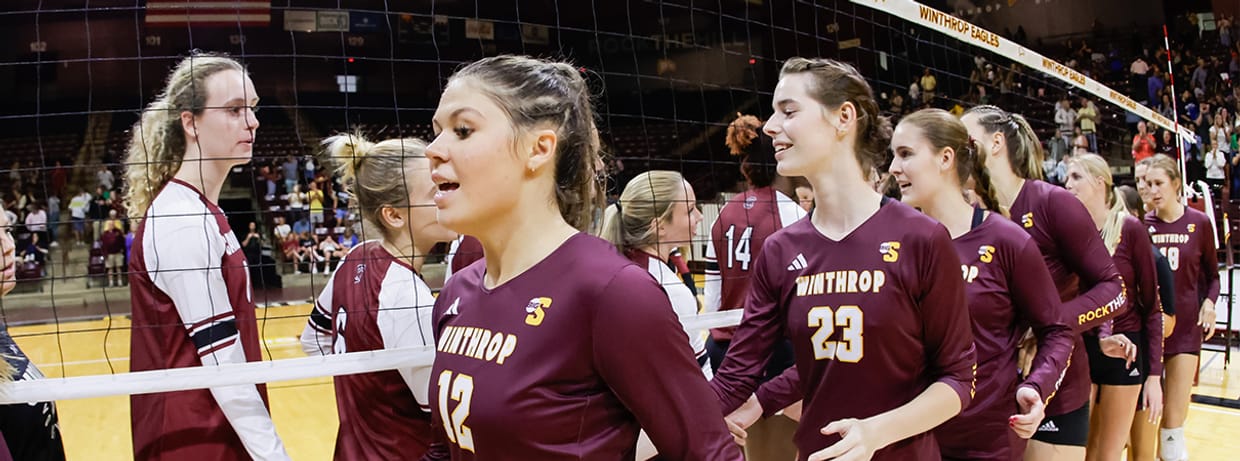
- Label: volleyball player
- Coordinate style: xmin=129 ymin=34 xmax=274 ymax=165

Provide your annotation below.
xmin=711 ymin=58 xmax=977 ymax=461
xmin=0 ymin=207 xmax=65 ymax=461
xmin=1143 ymin=154 xmax=1218 ymax=461
xmin=961 ymin=105 xmax=1125 ymax=460
xmin=889 ymin=109 xmax=1074 ymax=460
xmin=705 ymin=114 xmax=805 ymax=461
xmin=298 ymin=134 xmax=457 ymax=459
xmin=1062 ymin=154 xmax=1163 ymax=461
xmin=1118 ymin=181 xmax=1177 ymax=461
xmin=420 ymin=55 xmax=740 ymax=460
xmin=123 ymin=53 xmax=289 ymax=460
xmin=601 ymin=171 xmax=709 ymax=376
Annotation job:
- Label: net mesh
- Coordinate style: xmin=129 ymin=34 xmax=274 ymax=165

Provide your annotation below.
xmin=0 ymin=0 xmax=1178 ymax=456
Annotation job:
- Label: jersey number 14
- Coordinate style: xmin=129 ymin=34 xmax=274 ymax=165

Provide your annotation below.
xmin=724 ymin=225 xmax=754 ymax=271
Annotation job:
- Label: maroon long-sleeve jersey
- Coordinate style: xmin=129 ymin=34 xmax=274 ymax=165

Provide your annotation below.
xmin=713 ymin=199 xmax=976 ymax=460
xmin=1111 ymin=216 xmax=1164 ymax=375
xmin=1145 ymin=208 xmax=1219 ymax=356
xmin=423 ymin=233 xmax=740 ymax=461
xmin=1009 ymin=180 xmax=1124 ymax=417
xmin=935 ymin=213 xmax=1073 ymax=460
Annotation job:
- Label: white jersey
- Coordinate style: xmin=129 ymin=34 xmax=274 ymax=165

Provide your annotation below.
xmin=626 ymin=250 xmax=711 ymax=378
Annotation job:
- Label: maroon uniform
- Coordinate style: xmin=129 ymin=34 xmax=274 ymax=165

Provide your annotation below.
xmin=704 ymin=187 xmax=805 ymax=339
xmin=300 ymin=241 xmax=437 ymax=460
xmin=1110 ymin=217 xmax=1164 ymax=374
xmin=713 ymin=199 xmax=977 ymax=460
xmin=1009 ymin=180 xmax=1124 ymax=417
xmin=423 ymin=234 xmax=740 ymax=460
xmin=935 ymin=212 xmax=1073 ymax=460
xmin=1146 ymin=208 xmax=1219 ymax=356
xmin=128 ymin=179 xmax=287 ymax=460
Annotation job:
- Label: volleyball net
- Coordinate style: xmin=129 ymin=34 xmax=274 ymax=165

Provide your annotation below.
xmin=0 ymin=0 xmax=1182 ymax=406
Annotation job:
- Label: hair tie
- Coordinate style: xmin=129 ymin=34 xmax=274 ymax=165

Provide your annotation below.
xmin=615 ymin=200 xmax=623 ymax=214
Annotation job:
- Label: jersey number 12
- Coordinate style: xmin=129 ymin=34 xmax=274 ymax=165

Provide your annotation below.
xmin=437 ymin=370 xmax=475 ymax=452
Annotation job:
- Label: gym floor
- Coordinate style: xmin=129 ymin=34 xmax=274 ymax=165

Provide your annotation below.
xmin=11 ymin=304 xmax=1240 ymax=460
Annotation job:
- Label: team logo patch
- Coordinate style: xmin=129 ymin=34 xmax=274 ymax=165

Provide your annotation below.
xmin=524 ymin=297 xmax=553 ymax=326
xmin=1187 ymin=224 xmax=1196 ymax=233
xmin=743 ymin=195 xmax=758 ymax=210
xmin=353 ymin=264 xmax=366 ymax=284
xmin=978 ymin=245 xmax=996 ymax=263
xmin=1021 ymin=212 xmax=1034 ymax=228
xmin=879 ymin=241 xmax=901 ymax=263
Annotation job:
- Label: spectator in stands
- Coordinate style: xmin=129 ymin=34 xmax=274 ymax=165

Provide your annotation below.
xmin=908 ymin=80 xmax=920 ymax=107
xmin=89 ymin=185 xmax=109 ymax=243
xmin=920 ymin=67 xmax=937 ymax=105
xmin=1131 ymin=56 xmax=1150 ymax=77
xmin=45 ymin=194 xmax=59 ymax=246
xmin=316 ymin=235 xmax=343 ymax=273
xmin=68 ymin=188 xmax=90 ymax=246
xmin=1133 ymin=121 xmax=1157 ymax=164
xmin=287 ymin=184 xmax=306 ymax=222
xmin=303 ymin=155 xmax=316 ymax=184
xmin=1158 ymin=93 xmax=1176 ymax=120
xmin=49 ymin=160 xmax=67 ymax=199
xmin=1078 ymin=96 xmax=1099 ymax=153
xmin=1055 ymin=98 xmax=1077 ymax=159
xmin=101 ymin=210 xmax=125 ymax=287
xmin=291 ymin=214 xmax=310 ymax=237
xmin=336 ymin=226 xmax=359 ymax=251
xmin=1148 ymin=66 xmax=1165 ymax=107
xmin=307 ymin=181 xmax=325 ymax=226
xmin=281 ymin=231 xmax=302 ymax=274
xmin=1191 ymin=58 xmax=1209 ymax=92
xmin=1205 ymin=140 xmax=1228 ymax=191
xmin=1212 ymin=108 xmax=1234 ymax=151
xmin=273 ymin=215 xmax=291 ymax=243
xmin=96 ymin=165 xmax=115 ymax=191
xmin=18 ymin=233 xmax=47 ymax=264
xmin=23 ymin=203 xmax=47 ymax=250
xmin=241 ymin=221 xmax=263 ymax=275
xmin=281 ymin=155 xmax=299 ymax=195
xmin=1157 ymin=129 xmax=1178 ymax=158
xmin=297 ymin=231 xmax=323 ymax=274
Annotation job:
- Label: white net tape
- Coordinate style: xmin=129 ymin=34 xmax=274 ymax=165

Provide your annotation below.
xmin=0 ymin=310 xmax=744 ymax=404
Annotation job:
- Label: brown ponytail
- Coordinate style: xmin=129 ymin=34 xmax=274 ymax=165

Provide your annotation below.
xmin=963 ymin=105 xmax=1046 ymax=182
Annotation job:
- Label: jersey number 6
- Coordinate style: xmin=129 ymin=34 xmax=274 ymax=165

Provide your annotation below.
xmin=437 ymin=370 xmax=476 ymax=452
xmin=808 ymin=305 xmax=864 ymax=362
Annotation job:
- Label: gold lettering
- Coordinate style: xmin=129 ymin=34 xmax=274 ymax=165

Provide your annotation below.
xmin=496 ymin=334 xmax=517 ymax=365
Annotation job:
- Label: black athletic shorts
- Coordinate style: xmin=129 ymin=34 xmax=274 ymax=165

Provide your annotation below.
xmin=1085 ymin=331 xmax=1146 ymax=385
xmin=1031 ymin=403 xmax=1089 ymax=446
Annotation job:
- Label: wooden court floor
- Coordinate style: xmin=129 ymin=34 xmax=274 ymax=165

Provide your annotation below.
xmin=10 ymin=304 xmax=1240 ymax=460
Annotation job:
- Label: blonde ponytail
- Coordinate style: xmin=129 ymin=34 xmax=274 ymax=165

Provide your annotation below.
xmin=1100 ymin=187 xmax=1127 ymax=255
xmin=322 ymin=133 xmax=427 ymax=240
xmin=324 ymin=131 xmax=377 ymax=184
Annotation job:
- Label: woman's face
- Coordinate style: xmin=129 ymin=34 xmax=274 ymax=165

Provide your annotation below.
xmin=1063 ymin=162 xmax=1105 ymax=210
xmin=656 ymin=182 xmax=702 ymax=251
xmin=426 ymin=78 xmax=529 ymax=236
xmin=888 ymin=122 xmax=955 ymax=211
xmin=1145 ymin=167 xmax=1179 ymax=213
xmin=186 ymin=70 xmax=259 ymax=166
xmin=763 ymin=73 xmax=843 ymax=178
